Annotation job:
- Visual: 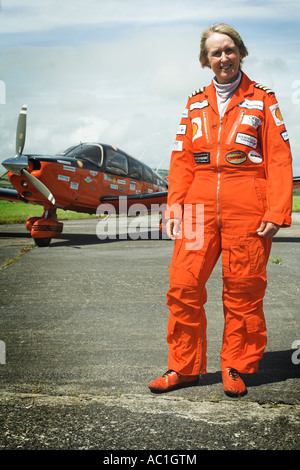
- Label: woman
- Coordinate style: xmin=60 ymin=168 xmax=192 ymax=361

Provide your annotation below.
xmin=148 ymin=24 xmax=293 ymax=397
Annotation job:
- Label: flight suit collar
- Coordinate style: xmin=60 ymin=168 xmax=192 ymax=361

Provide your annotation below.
xmin=204 ymin=72 xmax=255 ymax=116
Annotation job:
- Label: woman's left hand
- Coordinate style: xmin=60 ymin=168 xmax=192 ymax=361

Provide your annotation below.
xmin=257 ymin=221 xmax=280 ymax=238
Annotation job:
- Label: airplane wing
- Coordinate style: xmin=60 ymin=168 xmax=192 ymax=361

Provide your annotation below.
xmin=100 ymin=191 xmax=168 ymax=203
xmin=0 ymin=187 xmax=28 ymax=203
xmin=100 ymin=191 xmax=168 ymax=216
xmin=293 ymin=176 xmax=300 ymax=191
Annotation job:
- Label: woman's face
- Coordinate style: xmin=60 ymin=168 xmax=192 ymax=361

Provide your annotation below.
xmin=206 ymin=32 xmax=241 ymax=84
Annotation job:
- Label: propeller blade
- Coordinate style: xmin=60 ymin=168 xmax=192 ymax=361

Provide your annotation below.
xmin=2 ymin=105 xmax=55 ymax=205
xmin=22 ymin=169 xmax=55 ymax=205
xmin=0 ymin=163 xmax=8 ymax=178
xmin=15 ymin=105 xmax=27 ymax=157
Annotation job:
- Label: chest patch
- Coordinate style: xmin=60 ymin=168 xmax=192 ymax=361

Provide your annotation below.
xmin=238 ymin=99 xmax=264 ymax=111
xmin=191 ymin=117 xmax=202 ymax=141
xmin=193 ymin=152 xmax=210 ymax=164
xmin=226 ymin=151 xmax=247 ymax=165
xmin=235 ymin=132 xmax=258 ymax=149
xmin=242 ymin=114 xmax=262 ymax=129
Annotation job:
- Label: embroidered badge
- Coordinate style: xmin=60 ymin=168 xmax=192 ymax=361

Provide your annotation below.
xmin=269 ymin=103 xmax=284 ymax=126
xmin=193 ymin=152 xmax=210 ymax=164
xmin=226 ymin=151 xmax=247 ymax=165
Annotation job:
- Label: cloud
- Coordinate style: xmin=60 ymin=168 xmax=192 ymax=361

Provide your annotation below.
xmin=2 ymin=0 xmax=300 ymax=35
xmin=0 ymin=0 xmax=300 ymax=174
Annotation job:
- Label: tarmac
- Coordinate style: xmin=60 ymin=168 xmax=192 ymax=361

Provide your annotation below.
xmin=0 ymin=213 xmax=299 ymax=455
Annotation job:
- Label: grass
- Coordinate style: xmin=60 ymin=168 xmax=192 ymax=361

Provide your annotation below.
xmin=0 ymin=200 xmax=98 ymax=225
xmin=293 ymin=193 xmax=300 ymax=212
xmin=5 ymin=244 xmax=33 ymax=267
xmin=269 ymin=257 xmax=282 ymax=265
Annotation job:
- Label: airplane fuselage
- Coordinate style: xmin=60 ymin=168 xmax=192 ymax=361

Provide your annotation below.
xmin=8 ymin=143 xmax=168 ymax=214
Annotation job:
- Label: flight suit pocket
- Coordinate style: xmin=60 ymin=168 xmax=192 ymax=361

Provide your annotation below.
xmin=228 ymin=244 xmax=251 ymax=276
xmin=248 ymin=238 xmax=267 ymax=275
xmin=223 ymin=236 xmax=267 ymax=277
xmin=168 ymin=238 xmax=200 ymax=287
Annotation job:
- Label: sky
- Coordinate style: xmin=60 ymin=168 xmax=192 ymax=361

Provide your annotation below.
xmin=0 ymin=0 xmax=300 ymax=175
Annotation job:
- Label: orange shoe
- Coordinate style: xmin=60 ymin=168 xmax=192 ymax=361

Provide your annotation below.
xmin=222 ymin=368 xmax=247 ymax=398
xmin=148 ymin=370 xmax=199 ymax=393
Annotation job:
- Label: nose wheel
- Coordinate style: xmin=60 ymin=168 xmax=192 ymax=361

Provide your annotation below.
xmin=26 ymin=208 xmax=63 ymax=247
xmin=34 ymin=237 xmax=52 ymax=247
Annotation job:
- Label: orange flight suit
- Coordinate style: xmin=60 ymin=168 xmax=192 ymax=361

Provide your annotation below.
xmin=165 ymin=72 xmax=293 ymax=375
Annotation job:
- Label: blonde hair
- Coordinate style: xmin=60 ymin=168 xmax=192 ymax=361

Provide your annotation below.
xmin=199 ymin=23 xmax=248 ymax=68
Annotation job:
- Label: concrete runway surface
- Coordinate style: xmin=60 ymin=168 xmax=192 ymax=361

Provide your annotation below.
xmin=0 ymin=214 xmax=299 ymax=452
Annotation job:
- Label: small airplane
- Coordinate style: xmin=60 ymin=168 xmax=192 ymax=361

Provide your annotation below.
xmin=0 ymin=105 xmax=168 ymax=246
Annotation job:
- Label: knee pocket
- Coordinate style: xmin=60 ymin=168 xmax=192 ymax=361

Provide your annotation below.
xmin=223 ymin=275 xmax=267 ymax=297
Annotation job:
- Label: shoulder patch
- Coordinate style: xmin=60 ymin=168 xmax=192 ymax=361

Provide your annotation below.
xmin=188 ymin=86 xmax=206 ymax=99
xmin=254 ymin=83 xmax=274 ymax=95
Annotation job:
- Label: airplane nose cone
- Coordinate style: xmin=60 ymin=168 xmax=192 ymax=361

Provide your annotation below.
xmin=1 ymin=155 xmax=28 ymax=175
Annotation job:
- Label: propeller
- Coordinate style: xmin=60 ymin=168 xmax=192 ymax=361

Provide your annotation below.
xmin=1 ymin=105 xmax=55 ymax=205
xmin=0 ymin=105 xmax=28 ymax=175
xmin=16 ymin=104 xmax=27 ymax=157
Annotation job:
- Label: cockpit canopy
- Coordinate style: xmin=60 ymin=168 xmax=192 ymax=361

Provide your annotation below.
xmin=59 ymin=143 xmax=167 ymax=188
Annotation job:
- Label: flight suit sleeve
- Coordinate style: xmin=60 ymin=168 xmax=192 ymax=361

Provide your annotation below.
xmin=261 ymin=93 xmax=293 ymax=227
xmin=165 ymin=102 xmax=195 ymax=220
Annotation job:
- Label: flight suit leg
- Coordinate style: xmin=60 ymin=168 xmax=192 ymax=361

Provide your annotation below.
xmin=166 ymin=230 xmax=221 ymax=376
xmin=220 ymin=232 xmax=272 ymax=373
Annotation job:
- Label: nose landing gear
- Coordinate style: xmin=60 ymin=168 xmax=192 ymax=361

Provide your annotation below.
xmin=26 ymin=208 xmax=63 ymax=247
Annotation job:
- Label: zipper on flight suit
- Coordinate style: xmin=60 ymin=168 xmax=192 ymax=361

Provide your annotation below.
xmin=216 ymin=117 xmax=223 ymax=229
